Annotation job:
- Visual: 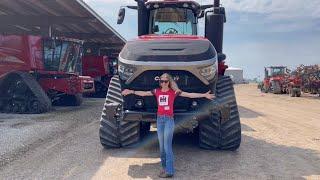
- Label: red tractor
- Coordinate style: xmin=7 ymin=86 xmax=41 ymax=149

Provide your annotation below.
xmin=261 ymin=66 xmax=302 ymax=97
xmin=0 ymin=35 xmax=95 ymax=114
xmin=99 ymin=0 xmax=241 ymax=150
xmin=285 ymin=71 xmax=302 ymax=97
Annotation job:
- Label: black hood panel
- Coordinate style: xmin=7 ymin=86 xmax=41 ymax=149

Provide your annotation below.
xmin=119 ymin=39 xmax=216 ymax=62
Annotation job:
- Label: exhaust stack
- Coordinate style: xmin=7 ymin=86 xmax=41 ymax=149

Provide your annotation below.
xmin=214 ymin=0 xmax=220 ymax=7
xmin=205 ymin=0 xmax=226 ymax=61
xmin=136 ymin=0 xmax=148 ymax=36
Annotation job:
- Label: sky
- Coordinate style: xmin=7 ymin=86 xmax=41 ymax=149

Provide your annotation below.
xmin=84 ymin=0 xmax=320 ymax=79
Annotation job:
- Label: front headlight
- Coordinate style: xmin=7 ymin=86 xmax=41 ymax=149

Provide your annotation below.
xmin=118 ymin=64 xmax=136 ymax=80
xmin=200 ymin=65 xmax=217 ymax=81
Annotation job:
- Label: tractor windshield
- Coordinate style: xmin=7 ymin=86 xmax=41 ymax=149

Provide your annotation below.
xmin=267 ymin=67 xmax=286 ymax=77
xmin=43 ymin=40 xmax=82 ymax=74
xmin=149 ymin=8 xmax=197 ymax=35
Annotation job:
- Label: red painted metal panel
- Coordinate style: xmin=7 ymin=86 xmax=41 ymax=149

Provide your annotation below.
xmin=137 ymin=34 xmax=207 ymax=41
xmin=0 ymin=35 xmax=43 ymax=76
xmin=38 ymin=74 xmax=94 ymax=95
xmin=82 ymin=55 xmax=109 ymax=78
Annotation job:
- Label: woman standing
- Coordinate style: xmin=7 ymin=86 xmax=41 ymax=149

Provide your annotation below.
xmin=122 ymin=73 xmax=215 ymax=178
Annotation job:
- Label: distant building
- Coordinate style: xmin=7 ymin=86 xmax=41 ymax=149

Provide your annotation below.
xmin=225 ymin=67 xmax=244 ymax=84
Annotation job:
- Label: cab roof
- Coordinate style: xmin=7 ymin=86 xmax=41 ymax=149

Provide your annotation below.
xmin=146 ymin=0 xmax=201 ymax=14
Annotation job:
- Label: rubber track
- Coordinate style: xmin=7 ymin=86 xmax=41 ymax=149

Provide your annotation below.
xmin=99 ymin=75 xmax=140 ymax=148
xmin=0 ymin=72 xmax=51 ymax=113
xmin=271 ymin=81 xmax=281 ymax=94
xmin=199 ymin=76 xmax=241 ymax=150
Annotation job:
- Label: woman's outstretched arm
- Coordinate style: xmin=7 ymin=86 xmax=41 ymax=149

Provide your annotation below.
xmin=122 ymin=89 xmax=153 ymax=97
xmin=179 ymin=90 xmax=215 ymax=100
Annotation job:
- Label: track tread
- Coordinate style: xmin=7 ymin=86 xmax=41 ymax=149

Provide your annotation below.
xmin=0 ymin=72 xmax=51 ymax=114
xmin=199 ymin=76 xmax=241 ymax=150
xmin=99 ymin=75 xmax=140 ymax=148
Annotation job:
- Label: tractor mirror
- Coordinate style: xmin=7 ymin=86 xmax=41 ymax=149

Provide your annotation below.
xmin=117 ymin=8 xmax=126 ymax=24
xmin=198 ymin=10 xmax=205 ymax=18
xmin=153 ymin=25 xmax=159 ymax=33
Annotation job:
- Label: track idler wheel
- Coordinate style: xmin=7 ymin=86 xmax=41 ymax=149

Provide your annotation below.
xmin=0 ymin=72 xmax=51 ymax=114
xmin=28 ymin=98 xmax=41 ymax=114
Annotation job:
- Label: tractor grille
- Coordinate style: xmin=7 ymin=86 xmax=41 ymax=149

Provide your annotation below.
xmin=122 ymin=70 xmax=213 ymax=112
xmin=126 ymin=70 xmax=207 ymax=91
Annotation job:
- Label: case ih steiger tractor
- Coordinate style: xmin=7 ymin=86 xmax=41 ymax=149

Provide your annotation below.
xmin=0 ymin=35 xmax=94 ymax=114
xmin=260 ymin=66 xmax=302 ymax=97
xmin=99 ymin=0 xmax=241 ymax=150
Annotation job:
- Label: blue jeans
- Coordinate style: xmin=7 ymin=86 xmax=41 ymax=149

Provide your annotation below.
xmin=157 ymin=115 xmax=175 ymax=175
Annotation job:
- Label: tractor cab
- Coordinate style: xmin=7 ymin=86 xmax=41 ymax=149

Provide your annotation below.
xmin=118 ymin=1 xmax=201 ymax=36
xmin=265 ymin=66 xmax=288 ymax=78
xmin=147 ymin=1 xmax=200 ymax=35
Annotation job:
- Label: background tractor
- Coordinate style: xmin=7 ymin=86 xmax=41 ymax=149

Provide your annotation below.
xmin=260 ymin=66 xmax=301 ymax=97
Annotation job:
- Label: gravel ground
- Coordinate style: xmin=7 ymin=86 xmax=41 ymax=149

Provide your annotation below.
xmin=0 ymin=84 xmax=320 ymax=180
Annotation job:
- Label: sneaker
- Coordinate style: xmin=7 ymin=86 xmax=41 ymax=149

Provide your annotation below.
xmin=160 ymin=168 xmax=165 ymax=175
xmin=158 ymin=172 xmax=174 ymax=178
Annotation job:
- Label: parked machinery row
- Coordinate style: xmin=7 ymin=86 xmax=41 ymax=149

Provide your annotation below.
xmin=0 ymin=35 xmax=116 ymax=114
xmin=259 ymin=66 xmax=302 ymax=97
xmin=259 ymin=64 xmax=320 ymax=97
xmin=296 ymin=64 xmax=320 ymax=96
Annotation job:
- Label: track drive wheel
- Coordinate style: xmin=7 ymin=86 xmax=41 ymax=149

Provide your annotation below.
xmin=0 ymin=72 xmax=51 ymax=114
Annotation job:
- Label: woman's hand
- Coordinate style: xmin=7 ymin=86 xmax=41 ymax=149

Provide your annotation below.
xmin=122 ymin=89 xmax=133 ymax=96
xmin=175 ymin=89 xmax=182 ymax=95
xmin=204 ymin=91 xmax=215 ymax=100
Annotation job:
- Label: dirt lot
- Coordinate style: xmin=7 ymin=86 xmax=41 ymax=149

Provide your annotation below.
xmin=0 ymin=84 xmax=319 ymax=179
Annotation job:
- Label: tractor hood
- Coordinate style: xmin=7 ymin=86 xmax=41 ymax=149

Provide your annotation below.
xmin=119 ymin=35 xmax=216 ymax=62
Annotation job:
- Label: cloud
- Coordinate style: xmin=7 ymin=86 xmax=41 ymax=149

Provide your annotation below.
xmin=225 ymin=35 xmax=320 ymax=79
xmin=85 ymin=0 xmax=134 ymax=5
xmin=84 ymin=0 xmax=138 ymax=39
xmin=201 ymin=0 xmax=320 ymax=32
xmin=207 ymin=0 xmax=320 ymax=18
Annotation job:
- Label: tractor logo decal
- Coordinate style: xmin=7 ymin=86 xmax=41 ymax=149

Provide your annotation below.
xmin=158 ymin=95 xmax=169 ymax=106
xmin=154 ymin=76 xmax=180 ymax=81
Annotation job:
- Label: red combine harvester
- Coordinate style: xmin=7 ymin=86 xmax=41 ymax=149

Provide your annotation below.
xmin=0 ymin=35 xmax=95 ymax=114
xmin=82 ymin=44 xmax=118 ymax=97
xmin=261 ymin=66 xmax=302 ymax=97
